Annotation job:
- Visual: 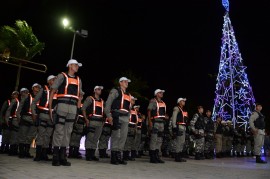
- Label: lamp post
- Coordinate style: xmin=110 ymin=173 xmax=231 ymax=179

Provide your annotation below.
xmin=62 ymin=18 xmax=88 ymax=59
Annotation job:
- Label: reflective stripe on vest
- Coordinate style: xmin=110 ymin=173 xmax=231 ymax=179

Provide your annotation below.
xmin=153 ymin=98 xmax=166 ymax=119
xmin=88 ymin=96 xmax=104 ymax=118
xmin=56 ymin=72 xmax=80 ymax=99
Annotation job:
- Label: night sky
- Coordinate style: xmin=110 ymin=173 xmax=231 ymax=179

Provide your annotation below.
xmin=0 ymin=0 xmax=269 ymax=118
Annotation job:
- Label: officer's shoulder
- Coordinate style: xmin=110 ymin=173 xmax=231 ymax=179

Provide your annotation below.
xmin=173 ymin=106 xmax=179 ymax=111
xmin=149 ymin=98 xmax=156 ymax=103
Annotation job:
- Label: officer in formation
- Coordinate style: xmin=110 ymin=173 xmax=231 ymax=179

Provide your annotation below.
xmin=104 ymin=77 xmax=132 ymax=165
xmin=147 ymin=89 xmax=166 ymax=163
xmin=31 ymin=75 xmax=56 ymax=161
xmin=203 ymin=110 xmax=215 ymax=159
xmin=123 ymin=96 xmax=138 ymax=161
xmin=82 ymin=85 xmax=105 ymax=161
xmin=171 ymin=97 xmax=188 ymax=162
xmin=17 ymin=83 xmax=41 ymax=158
xmin=0 ymin=91 xmax=19 ymax=154
xmin=98 ymin=117 xmax=111 ymax=158
xmin=68 ymin=104 xmax=85 ymax=159
xmin=249 ymin=103 xmax=267 ymax=163
xmin=133 ymin=106 xmax=144 ymax=158
xmin=190 ymin=106 xmax=205 ymax=160
xmin=49 ymin=59 xmax=84 ymax=166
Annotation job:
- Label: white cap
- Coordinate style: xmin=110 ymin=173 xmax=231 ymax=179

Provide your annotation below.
xmin=12 ymin=91 xmax=19 ymax=95
xmin=134 ymin=105 xmax=140 ymax=108
xmin=177 ymin=98 xmax=187 ymax=103
xmin=20 ymin=88 xmax=29 ymax=92
xmin=154 ymin=89 xmax=165 ymax=96
xmin=94 ymin=86 xmax=104 ymax=91
xmin=32 ymin=83 xmax=41 ymax=88
xmin=47 ymin=75 xmax=56 ymax=81
xmin=66 ymin=59 xmax=82 ymax=67
xmin=119 ymin=77 xmax=131 ymax=82
xmin=131 ymin=96 xmax=137 ymax=100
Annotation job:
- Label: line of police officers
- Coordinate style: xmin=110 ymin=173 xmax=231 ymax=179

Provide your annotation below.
xmin=0 ymin=59 xmax=267 ymax=165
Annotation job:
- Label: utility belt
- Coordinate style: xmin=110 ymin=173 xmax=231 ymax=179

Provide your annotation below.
xmin=112 ymin=110 xmax=129 ymax=116
xmin=152 ymin=118 xmax=165 ymax=123
xmin=57 ymin=98 xmax=78 ymax=105
xmin=128 ymin=123 xmax=136 ymax=128
xmin=177 ymin=122 xmax=186 ymax=126
xmin=88 ymin=116 xmax=104 ymax=122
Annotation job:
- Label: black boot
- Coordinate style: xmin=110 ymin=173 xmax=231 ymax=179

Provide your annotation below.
xmin=59 ymin=147 xmax=71 ymax=166
xmin=149 ymin=150 xmax=158 ymax=163
xmin=4 ymin=144 xmax=10 ymax=154
xmin=130 ymin=150 xmax=136 ymax=161
xmin=24 ymin=144 xmax=33 ymax=158
xmin=195 ymin=152 xmax=201 ymax=160
xmin=42 ymin=148 xmax=52 ymax=161
xmin=138 ymin=150 xmax=145 ymax=156
xmin=256 ymin=155 xmax=267 ymax=164
xmin=86 ymin=149 xmax=91 ymax=161
xmin=8 ymin=144 xmax=14 ymax=156
xmin=110 ymin=151 xmax=119 ymax=165
xmin=13 ymin=144 xmax=18 ymax=156
xmin=47 ymin=144 xmax=53 ymax=155
xmin=33 ymin=145 xmax=42 ymax=161
xmin=99 ymin=149 xmax=104 ymax=158
xmin=68 ymin=146 xmax=74 ymax=158
xmin=52 ymin=146 xmax=60 ymax=166
xmin=155 ymin=149 xmax=165 ymax=163
xmin=74 ymin=146 xmax=82 ymax=159
xmin=18 ymin=143 xmax=25 ymax=158
xmin=90 ymin=149 xmax=99 ymax=161
xmin=117 ymin=151 xmax=127 ymax=165
xmin=0 ymin=143 xmax=5 ymax=153
xmin=123 ymin=150 xmax=130 ymax=161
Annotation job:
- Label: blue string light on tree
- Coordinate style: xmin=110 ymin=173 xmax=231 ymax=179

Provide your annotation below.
xmin=222 ymin=0 xmax=229 ymax=11
xmin=212 ymin=1 xmax=256 ymax=130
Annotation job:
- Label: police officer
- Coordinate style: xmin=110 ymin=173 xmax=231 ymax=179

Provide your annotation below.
xmin=171 ymin=97 xmax=188 ymax=162
xmin=204 ymin=110 xmax=215 ymax=159
xmin=134 ymin=106 xmax=144 ymax=158
xmin=104 ymin=77 xmax=132 ymax=165
xmin=31 ymin=75 xmax=56 ymax=161
xmin=249 ymin=103 xmax=267 ymax=164
xmin=0 ymin=91 xmax=19 ymax=154
xmin=68 ymin=104 xmax=85 ymax=159
xmin=214 ymin=116 xmax=223 ymax=158
xmin=17 ymin=84 xmax=41 ymax=158
xmin=98 ymin=118 xmax=111 ymax=158
xmin=82 ymin=86 xmax=105 ymax=161
xmin=147 ymin=89 xmax=166 ymax=163
xmin=190 ymin=105 xmax=205 ymax=160
xmin=123 ymin=96 xmax=138 ymax=161
xmin=49 ymin=59 xmax=84 ymax=166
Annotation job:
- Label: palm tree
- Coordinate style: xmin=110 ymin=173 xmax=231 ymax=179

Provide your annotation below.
xmin=0 ymin=20 xmax=45 ymax=90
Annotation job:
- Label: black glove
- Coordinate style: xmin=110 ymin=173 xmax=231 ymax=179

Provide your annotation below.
xmin=172 ymin=128 xmax=178 ymax=138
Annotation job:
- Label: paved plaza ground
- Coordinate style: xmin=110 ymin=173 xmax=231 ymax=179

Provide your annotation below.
xmin=0 ymin=149 xmax=269 ymax=179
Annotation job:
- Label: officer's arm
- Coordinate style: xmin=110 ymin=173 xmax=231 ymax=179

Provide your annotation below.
xmin=16 ymin=97 xmax=26 ymax=121
xmin=190 ymin=114 xmax=198 ymax=133
xmin=104 ymin=89 xmax=118 ymax=118
xmin=4 ymin=100 xmax=14 ymax=124
xmin=79 ymin=79 xmax=84 ymax=99
xmin=249 ymin=112 xmax=258 ymax=132
xmin=171 ymin=107 xmax=179 ymax=129
xmin=31 ymin=88 xmax=43 ymax=116
xmin=0 ymin=101 xmax=8 ymax=123
xmin=82 ymin=97 xmax=92 ymax=121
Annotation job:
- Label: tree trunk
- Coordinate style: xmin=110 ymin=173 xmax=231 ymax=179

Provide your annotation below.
xmin=15 ymin=63 xmax=22 ymax=91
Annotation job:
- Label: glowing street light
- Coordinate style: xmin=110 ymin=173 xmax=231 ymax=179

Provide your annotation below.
xmin=62 ymin=18 xmax=88 ymax=59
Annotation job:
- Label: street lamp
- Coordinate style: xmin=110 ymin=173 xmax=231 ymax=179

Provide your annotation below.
xmin=62 ymin=18 xmax=88 ymax=59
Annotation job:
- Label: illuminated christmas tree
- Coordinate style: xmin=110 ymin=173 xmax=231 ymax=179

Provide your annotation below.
xmin=212 ymin=0 xmax=256 ymax=129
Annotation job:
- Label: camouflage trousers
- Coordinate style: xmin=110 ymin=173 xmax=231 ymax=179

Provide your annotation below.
xmin=195 ymin=137 xmax=205 ymax=153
